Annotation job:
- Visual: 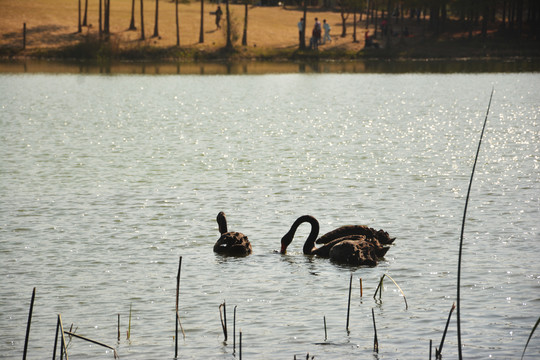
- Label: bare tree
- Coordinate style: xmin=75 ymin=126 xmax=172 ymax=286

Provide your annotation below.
xmin=104 ymin=0 xmax=110 ymax=35
xmin=140 ymin=0 xmax=145 ymax=40
xmin=242 ymin=1 xmax=248 ymax=46
xmin=99 ymin=0 xmax=102 ymax=36
xmin=176 ymin=0 xmax=180 ymax=46
xmin=199 ymin=0 xmax=204 ymax=43
xmin=78 ymin=0 xmax=82 ymax=33
xmin=153 ymin=0 xmax=160 ymax=38
xmin=83 ymin=0 xmax=89 ymax=26
xmin=225 ymin=0 xmax=232 ymax=49
xmin=129 ymin=0 xmax=137 ymax=30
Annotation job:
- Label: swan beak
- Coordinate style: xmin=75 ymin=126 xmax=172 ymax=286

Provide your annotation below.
xmin=280 ymin=244 xmax=287 ymax=254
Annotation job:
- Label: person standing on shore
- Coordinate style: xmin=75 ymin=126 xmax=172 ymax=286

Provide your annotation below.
xmin=322 ymin=19 xmax=331 ymax=44
xmin=215 ymin=6 xmax=223 ymax=29
xmin=297 ymin=18 xmax=304 ymax=47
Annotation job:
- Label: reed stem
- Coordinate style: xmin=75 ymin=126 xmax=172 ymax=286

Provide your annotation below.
xmin=58 ymin=314 xmax=69 ymax=360
xmin=521 ymin=316 xmax=540 ymax=360
xmin=117 ymin=314 xmax=120 ymax=342
xmin=219 ymin=301 xmax=228 ymax=342
xmin=346 ymin=273 xmax=352 ymax=332
xmin=457 ymin=87 xmax=494 ymax=359
xmin=64 ymin=331 xmax=118 ymax=358
xmin=323 ymin=316 xmax=327 ymax=341
xmin=175 ymin=256 xmax=183 ymax=358
xmin=127 ymin=303 xmax=132 ymax=340
xmin=437 ymin=302 xmax=455 ymax=358
xmin=371 ymin=308 xmax=378 ymax=353
xmin=372 ymin=274 xmax=408 ymax=309
xmin=239 ymin=330 xmax=242 ymax=360
xmin=23 ymin=287 xmax=36 ymax=360
xmin=233 ymin=305 xmax=237 ymax=353
xmin=359 ymin=278 xmax=363 ymax=298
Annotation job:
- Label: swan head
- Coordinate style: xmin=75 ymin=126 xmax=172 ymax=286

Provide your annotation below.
xmin=216 ymin=211 xmax=228 ymax=234
xmin=280 ymin=231 xmax=294 ymax=254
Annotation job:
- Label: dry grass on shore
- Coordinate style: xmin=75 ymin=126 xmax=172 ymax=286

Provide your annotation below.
xmin=0 ymin=0 xmax=368 ymax=55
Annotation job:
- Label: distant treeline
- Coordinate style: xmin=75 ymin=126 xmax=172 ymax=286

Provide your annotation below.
xmin=316 ymin=0 xmax=538 ymax=39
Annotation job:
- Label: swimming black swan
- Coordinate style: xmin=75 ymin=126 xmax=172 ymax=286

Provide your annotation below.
xmin=280 ymin=215 xmax=395 ymax=266
xmin=213 ymin=212 xmax=252 ymax=256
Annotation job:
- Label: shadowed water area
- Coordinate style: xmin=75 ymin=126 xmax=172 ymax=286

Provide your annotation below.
xmin=0 ymin=71 xmax=539 ymax=359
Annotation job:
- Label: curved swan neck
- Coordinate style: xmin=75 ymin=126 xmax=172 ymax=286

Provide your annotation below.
xmin=217 ymin=212 xmax=228 ymax=234
xmin=281 ymin=215 xmax=319 ymax=255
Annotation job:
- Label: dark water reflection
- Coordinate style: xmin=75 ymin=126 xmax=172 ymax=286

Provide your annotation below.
xmin=1 ymin=58 xmax=538 ymax=74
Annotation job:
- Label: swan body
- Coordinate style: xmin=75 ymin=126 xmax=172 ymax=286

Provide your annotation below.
xmin=280 ymin=215 xmax=394 ymax=266
xmin=213 ymin=212 xmax=252 ymax=256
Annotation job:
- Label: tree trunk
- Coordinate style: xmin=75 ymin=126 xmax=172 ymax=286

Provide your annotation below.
xmin=140 ymin=0 xmax=145 ymax=40
xmin=83 ymin=0 xmax=88 ymax=26
xmin=153 ymin=0 xmax=159 ymax=37
xmin=176 ymin=0 xmax=180 ymax=46
xmin=225 ymin=0 xmax=232 ymax=49
xmin=99 ymin=0 xmax=102 ymax=36
xmin=242 ymin=3 xmax=248 ymax=46
xmin=129 ymin=0 xmax=137 ymax=30
xmin=353 ymin=7 xmax=357 ymax=42
xmin=199 ymin=0 xmax=204 ymax=43
xmin=340 ymin=10 xmax=349 ymax=37
xmin=104 ymin=0 xmax=110 ymax=35
xmin=78 ymin=0 xmax=82 ymax=33
xmin=301 ymin=5 xmax=307 ymax=49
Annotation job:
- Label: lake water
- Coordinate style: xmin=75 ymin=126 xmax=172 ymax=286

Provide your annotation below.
xmin=0 ymin=69 xmax=539 ymax=359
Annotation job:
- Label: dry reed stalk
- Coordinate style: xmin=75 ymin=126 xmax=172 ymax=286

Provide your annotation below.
xmin=323 ymin=316 xmax=327 ymax=341
xmin=436 ymin=302 xmax=456 ymax=358
xmin=239 ymin=330 xmax=242 ymax=360
xmin=372 ymin=274 xmax=408 ymax=309
xmin=52 ymin=314 xmax=69 ymax=360
xmin=521 ymin=316 xmax=540 ymax=359
xmin=359 ymin=278 xmax=363 ymax=298
xmin=219 ymin=301 xmax=228 ymax=342
xmin=371 ymin=308 xmax=378 ymax=353
xmin=127 ymin=303 xmax=132 ymax=340
xmin=117 ymin=314 xmax=120 ymax=342
xmin=346 ymin=273 xmax=352 ymax=332
xmin=456 ymin=88 xmax=494 ymax=359
xmin=233 ymin=305 xmax=237 ymax=354
xmin=64 ymin=331 xmax=118 ymax=359
xmin=22 ymin=287 xmax=36 ymax=360
xmin=374 ymin=275 xmax=384 ymax=300
xmin=175 ymin=256 xmax=185 ymax=358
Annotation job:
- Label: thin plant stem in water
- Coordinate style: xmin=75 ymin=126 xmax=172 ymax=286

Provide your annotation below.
xmin=175 ymin=256 xmax=185 ymax=358
xmin=64 ymin=331 xmax=118 ymax=359
xmin=219 ymin=301 xmax=228 ymax=342
xmin=233 ymin=305 xmax=237 ymax=354
xmin=373 ymin=274 xmax=408 ymax=309
xmin=457 ymin=88 xmax=494 ymax=359
xmin=23 ymin=287 xmax=36 ymax=360
xmin=127 ymin=303 xmax=132 ymax=340
xmin=346 ymin=273 xmax=352 ymax=333
xmin=437 ymin=302 xmax=456 ymax=358
xmin=521 ymin=316 xmax=540 ymax=360
xmin=372 ymin=308 xmax=378 ymax=353
xmin=324 ymin=316 xmax=327 ymax=341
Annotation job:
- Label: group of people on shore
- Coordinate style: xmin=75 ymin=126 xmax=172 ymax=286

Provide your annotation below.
xmin=298 ymin=17 xmax=331 ymax=50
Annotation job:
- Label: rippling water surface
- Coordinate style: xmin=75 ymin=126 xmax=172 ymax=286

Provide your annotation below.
xmin=1 ymin=72 xmax=539 ymax=359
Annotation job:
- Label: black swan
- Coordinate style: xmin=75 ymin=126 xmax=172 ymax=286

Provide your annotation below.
xmin=280 ymin=215 xmax=394 ymax=266
xmin=213 ymin=212 xmax=252 ymax=256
